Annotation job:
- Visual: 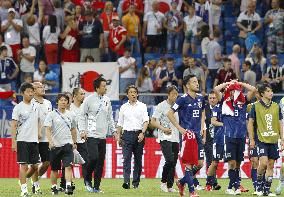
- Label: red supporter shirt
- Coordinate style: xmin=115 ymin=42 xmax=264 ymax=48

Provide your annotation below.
xmin=216 ymin=68 xmax=237 ymax=85
xmin=180 ymin=131 xmax=198 ymax=166
xmin=100 ymin=12 xmax=117 ymax=32
xmin=122 ymin=0 xmax=144 ymax=15
xmin=109 ymin=25 xmax=127 ymax=56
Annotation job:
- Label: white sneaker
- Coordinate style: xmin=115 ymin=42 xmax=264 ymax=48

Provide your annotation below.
xmin=275 ymin=184 xmax=283 ymax=195
xmin=268 ymin=193 xmax=276 ymax=196
xmin=168 ymin=188 xmax=177 ymax=192
xmin=226 ymin=189 xmax=235 ymax=195
xmin=160 ymin=183 xmax=168 ymax=192
xmin=235 ymin=189 xmax=242 ymax=195
xmin=253 ymin=191 xmax=258 ymax=195
xmin=195 ymin=185 xmax=205 ymax=190
xmin=255 ymin=191 xmax=263 ymax=196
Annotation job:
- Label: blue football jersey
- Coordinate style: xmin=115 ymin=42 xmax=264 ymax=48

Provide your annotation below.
xmin=212 ymin=103 xmax=224 ymax=144
xmin=171 ymin=93 xmax=205 ymax=134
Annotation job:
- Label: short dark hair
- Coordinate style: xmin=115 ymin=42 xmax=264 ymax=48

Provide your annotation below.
xmin=167 ymin=85 xmax=178 ymax=94
xmin=84 ymin=55 xmax=94 ymax=62
xmin=183 ymin=74 xmax=196 ymax=86
xmin=258 ymin=83 xmax=272 ymax=97
xmin=22 ymin=35 xmax=29 ymax=41
xmin=126 ymin=85 xmax=138 ymax=94
xmin=213 ymin=28 xmax=221 ymax=38
xmin=93 ymin=77 xmax=107 ymax=91
xmin=0 ymin=45 xmax=7 ymax=53
xmin=244 ymin=60 xmax=252 ymax=68
xmin=20 ymin=82 xmax=34 ymax=93
xmin=223 ymin=57 xmax=231 ymax=62
xmin=167 ymin=57 xmax=174 ymax=62
xmin=209 ymin=90 xmax=216 ymax=95
xmin=72 ymin=87 xmax=81 ymax=97
xmin=56 ymin=93 xmax=70 ymax=104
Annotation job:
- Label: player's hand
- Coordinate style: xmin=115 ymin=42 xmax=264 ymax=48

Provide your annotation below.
xmin=163 ymin=128 xmax=172 ymax=135
xmin=80 ymin=131 xmax=87 ymax=140
xmin=138 ymin=133 xmax=145 ymax=143
xmin=179 ymin=127 xmax=187 ymax=135
xmin=49 ymin=141 xmax=55 ymax=149
xmin=202 ymin=137 xmax=206 ymax=144
xmin=249 ymin=139 xmax=255 ymax=149
xmin=72 ymin=143 xmax=77 ymax=150
xmin=281 ymin=139 xmax=284 ymax=151
xmin=12 ymin=140 xmax=17 ymax=152
xmin=38 ymin=131 xmax=42 ymax=140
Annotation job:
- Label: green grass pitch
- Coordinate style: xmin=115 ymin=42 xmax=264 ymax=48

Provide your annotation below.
xmin=0 ymin=178 xmax=280 ymax=196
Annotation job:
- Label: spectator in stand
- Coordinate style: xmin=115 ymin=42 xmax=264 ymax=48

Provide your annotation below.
xmin=0 ymin=46 xmax=19 ymax=91
xmin=0 ymin=34 xmax=12 ymax=57
xmin=53 ymin=0 xmax=65 ymax=32
xmin=246 ymin=45 xmax=266 ymax=81
xmin=159 ymin=57 xmax=179 ymax=93
xmin=183 ymin=4 xmax=202 ymax=55
xmin=195 ymin=0 xmax=209 ymax=23
xmin=42 ymin=0 xmax=55 ymax=16
xmin=84 ymin=55 xmax=94 ymax=62
xmin=263 ymin=55 xmax=284 ymax=93
xmin=18 ymin=36 xmax=36 ymax=83
xmin=153 ymin=57 xmax=166 ymax=82
xmin=144 ymin=60 xmax=156 ymax=80
xmin=14 ymin=0 xmax=31 ymax=18
xmin=206 ymin=28 xmax=222 ymax=92
xmin=60 ymin=15 xmax=80 ymax=62
xmin=176 ymin=55 xmax=189 ymax=87
xmin=118 ymin=48 xmax=137 ymax=93
xmin=109 ymin=13 xmax=127 ymax=61
xmin=237 ymin=1 xmax=262 ymax=54
xmin=213 ymin=58 xmax=237 ymax=87
xmin=74 ymin=5 xmax=83 ymax=27
xmin=25 ymin=0 xmax=43 ymax=63
xmin=100 ymin=1 xmax=116 ymax=57
xmin=1 ymin=8 xmax=23 ymax=62
xmin=64 ymin=0 xmax=75 ymax=15
xmin=122 ymin=4 xmax=141 ymax=55
xmin=228 ymin=44 xmax=241 ymax=80
xmin=209 ymin=0 xmax=222 ymax=31
xmin=0 ymin=0 xmax=17 ymax=22
xmin=200 ymin=24 xmax=210 ymax=61
xmin=142 ymin=1 xmax=165 ymax=53
xmin=164 ymin=1 xmax=183 ymax=54
xmin=183 ymin=57 xmax=206 ymax=95
xmin=242 ymin=60 xmax=256 ymax=86
xmin=122 ymin=0 xmax=144 ymax=16
xmin=43 ymin=15 xmax=60 ymax=65
xmin=264 ymin=0 xmax=284 ymax=54
xmin=23 ymin=73 xmax=33 ymax=83
xmin=33 ymin=60 xmax=57 ymax=92
xmin=136 ymin=66 xmax=155 ymax=105
xmin=79 ymin=9 xmax=104 ymax=62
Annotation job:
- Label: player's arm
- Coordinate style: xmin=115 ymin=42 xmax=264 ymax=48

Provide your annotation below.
xmin=46 ymin=126 xmax=54 ymax=149
xmin=38 ymin=118 xmax=42 ymax=140
xmin=151 ymin=117 xmax=171 ymax=135
xmin=167 ymin=109 xmax=186 ymax=135
xmin=238 ymin=82 xmax=257 ymax=101
xmin=213 ymin=81 xmax=232 ymax=101
xmin=11 ymin=120 xmax=18 ymax=152
xmin=71 ymin=127 xmax=77 ymax=149
xmin=211 ymin=117 xmax=223 ymax=127
xmin=248 ymin=118 xmax=255 ymax=148
xmin=78 ymin=100 xmax=88 ymax=140
xmin=201 ymin=110 xmax=206 ymax=140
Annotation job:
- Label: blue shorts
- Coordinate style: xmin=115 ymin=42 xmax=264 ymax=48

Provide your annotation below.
xmin=213 ymin=143 xmax=224 ymax=161
xmin=224 ymin=136 xmax=245 ymax=163
xmin=196 ymin=134 xmax=205 ymax=161
xmin=257 ymin=141 xmax=279 ymax=160
xmin=249 ymin=140 xmax=258 ymax=159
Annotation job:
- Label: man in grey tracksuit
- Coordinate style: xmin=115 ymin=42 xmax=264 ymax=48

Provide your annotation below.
xmin=78 ymin=77 xmax=115 ymax=193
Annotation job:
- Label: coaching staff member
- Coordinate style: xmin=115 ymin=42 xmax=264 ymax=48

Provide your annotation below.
xmin=78 ymin=77 xmax=115 ymax=193
xmin=115 ymin=85 xmax=149 ymax=189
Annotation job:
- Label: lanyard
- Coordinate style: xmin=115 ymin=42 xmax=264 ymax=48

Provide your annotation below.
xmin=0 ymin=59 xmax=7 ymax=73
xmin=55 ymin=109 xmax=71 ymax=130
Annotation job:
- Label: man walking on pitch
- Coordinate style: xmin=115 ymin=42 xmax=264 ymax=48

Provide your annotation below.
xmin=11 ymin=82 xmax=40 ymax=197
xmin=167 ymin=74 xmax=206 ymax=197
xmin=151 ymin=85 xmax=179 ymax=193
xmin=78 ymin=77 xmax=116 ymax=193
xmin=248 ymin=84 xmax=284 ymax=196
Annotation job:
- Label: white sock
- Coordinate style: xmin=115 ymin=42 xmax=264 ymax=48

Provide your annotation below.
xmin=21 ymin=183 xmax=28 ymax=193
xmin=66 ymin=182 xmax=72 ymax=187
xmin=52 ymin=184 xmax=57 ymax=189
xmin=33 ymin=181 xmax=40 ymax=188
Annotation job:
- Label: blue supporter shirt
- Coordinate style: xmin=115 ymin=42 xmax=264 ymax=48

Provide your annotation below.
xmin=223 ymin=97 xmax=248 ymax=139
xmin=171 ymin=93 xmax=205 ymax=134
xmin=0 ymin=58 xmax=17 ymax=84
xmin=212 ymin=103 xmax=224 ymax=145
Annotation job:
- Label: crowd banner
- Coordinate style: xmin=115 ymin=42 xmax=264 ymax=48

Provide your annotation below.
xmin=61 ymin=62 xmax=119 ymax=100
xmin=144 ymin=0 xmax=183 ymax=14
xmin=0 ymin=138 xmax=282 ymax=178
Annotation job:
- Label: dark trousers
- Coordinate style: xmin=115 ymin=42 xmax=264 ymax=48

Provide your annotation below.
xmin=160 ymin=141 xmax=179 ymax=188
xmin=122 ymin=131 xmax=145 ymax=186
xmin=85 ymin=138 xmax=106 ymax=190
xmin=77 ymin=142 xmax=89 ymax=184
xmin=204 ymin=140 xmax=213 ymax=169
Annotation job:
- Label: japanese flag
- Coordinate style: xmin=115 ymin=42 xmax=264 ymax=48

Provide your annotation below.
xmin=144 ymin=0 xmax=183 ymax=14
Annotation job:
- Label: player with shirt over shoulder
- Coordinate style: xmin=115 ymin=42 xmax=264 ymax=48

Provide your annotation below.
xmin=248 ymin=84 xmax=284 ymax=196
xmin=11 ymin=82 xmax=41 ymax=197
xmin=30 ymin=82 xmax=52 ymax=194
xmin=167 ymin=74 xmax=206 ymax=197
xmin=214 ymin=80 xmax=256 ymax=195
xmin=151 ymin=85 xmax=179 ymax=193
xmin=44 ymin=93 xmax=77 ymax=195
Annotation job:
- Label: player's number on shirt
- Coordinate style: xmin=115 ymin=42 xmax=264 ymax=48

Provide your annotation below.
xmin=234 ymin=110 xmax=238 ymax=117
xmin=193 ymin=110 xmax=200 ymax=117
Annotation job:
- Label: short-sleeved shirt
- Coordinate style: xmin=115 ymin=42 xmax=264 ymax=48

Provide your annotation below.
xmin=206 ymin=40 xmax=222 ymax=70
xmin=20 ymin=46 xmax=36 ymax=73
xmin=171 ymin=93 xmax=205 ymax=134
xmin=117 ymin=56 xmax=136 ymax=78
xmin=0 ymin=57 xmax=17 ymax=84
xmin=159 ymin=69 xmax=178 ymax=89
xmin=183 ymin=66 xmax=204 ymax=84
xmin=216 ymin=68 xmax=237 ymax=85
xmin=143 ymin=11 xmax=164 ymax=35
xmin=12 ymin=101 xmax=39 ymax=142
xmin=70 ymin=103 xmax=85 ymax=144
xmin=79 ymin=19 xmax=103 ymax=48
xmin=44 ymin=109 xmax=76 ymax=147
xmin=223 ymin=97 xmax=248 ymax=138
xmin=31 ymin=98 xmax=52 ymax=142
xmin=165 ymin=10 xmax=183 ymax=33
xmin=264 ymin=9 xmax=284 ymax=33
xmin=122 ymin=13 xmax=140 ymax=37
xmin=237 ymin=11 xmax=261 ymax=30
xmin=152 ymin=100 xmax=179 ymax=143
xmin=1 ymin=19 xmax=23 ymax=45
xmin=183 ymin=15 xmax=202 ymax=35
xmin=212 ymin=103 xmax=224 ymax=144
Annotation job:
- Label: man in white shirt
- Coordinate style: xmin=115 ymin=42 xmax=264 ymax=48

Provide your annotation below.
xmin=115 ymin=85 xmax=149 ymax=189
xmin=142 ymin=0 xmax=165 ymax=53
xmin=151 ymin=85 xmax=179 ymax=193
xmin=18 ymin=36 xmax=36 ymax=83
xmin=1 ymin=8 xmax=23 ymax=62
xmin=11 ymin=82 xmax=40 ymax=197
xmin=118 ymin=48 xmax=137 ymax=94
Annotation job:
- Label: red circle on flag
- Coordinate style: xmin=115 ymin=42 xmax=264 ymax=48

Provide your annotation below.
xmin=158 ymin=2 xmax=170 ymax=13
xmin=80 ymin=71 xmax=101 ymax=92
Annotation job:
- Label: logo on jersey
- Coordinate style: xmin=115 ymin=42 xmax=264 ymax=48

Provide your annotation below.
xmin=261 ymin=113 xmax=277 ymax=137
xmin=198 ymin=102 xmax=202 ymax=108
